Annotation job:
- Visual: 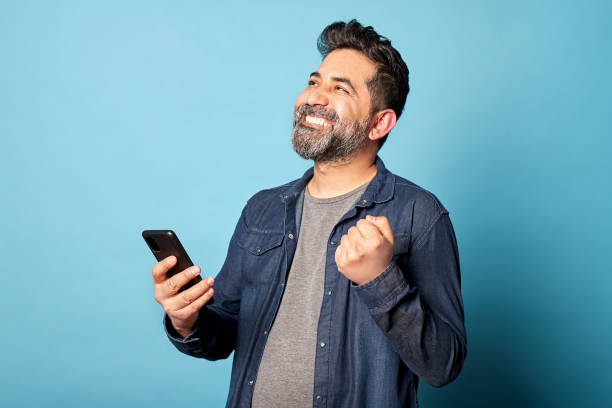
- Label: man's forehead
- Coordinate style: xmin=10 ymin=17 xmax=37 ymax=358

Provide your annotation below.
xmin=314 ymin=48 xmax=377 ymax=86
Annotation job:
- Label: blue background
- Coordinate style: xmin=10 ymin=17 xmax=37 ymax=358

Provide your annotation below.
xmin=1 ymin=1 xmax=610 ymax=406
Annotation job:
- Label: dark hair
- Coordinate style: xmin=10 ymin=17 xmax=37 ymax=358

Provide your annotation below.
xmin=317 ymin=19 xmax=409 ymax=149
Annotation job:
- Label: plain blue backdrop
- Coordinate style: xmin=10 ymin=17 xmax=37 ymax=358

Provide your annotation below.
xmin=1 ymin=1 xmax=610 ymax=407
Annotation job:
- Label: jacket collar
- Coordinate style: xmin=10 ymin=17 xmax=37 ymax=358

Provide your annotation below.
xmin=280 ymin=155 xmax=395 ymax=205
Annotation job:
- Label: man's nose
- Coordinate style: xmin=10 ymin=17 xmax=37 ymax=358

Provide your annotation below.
xmin=306 ymin=87 xmax=329 ymax=107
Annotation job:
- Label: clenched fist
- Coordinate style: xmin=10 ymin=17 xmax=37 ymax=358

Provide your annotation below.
xmin=335 ymin=215 xmax=394 ymax=285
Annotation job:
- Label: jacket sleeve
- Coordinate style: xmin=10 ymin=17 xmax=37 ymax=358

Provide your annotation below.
xmin=164 ymin=207 xmax=247 ymax=361
xmin=353 ymin=212 xmax=467 ymax=387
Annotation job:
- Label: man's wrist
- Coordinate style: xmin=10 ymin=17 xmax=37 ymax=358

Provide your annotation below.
xmin=165 ymin=313 xmax=198 ymax=340
xmin=172 ymin=320 xmax=197 ymax=338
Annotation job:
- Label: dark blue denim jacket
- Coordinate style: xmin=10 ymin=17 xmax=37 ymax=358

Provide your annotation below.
xmin=164 ymin=156 xmax=467 ymax=407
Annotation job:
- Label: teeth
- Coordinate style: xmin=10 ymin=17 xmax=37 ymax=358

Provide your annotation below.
xmin=305 ymin=115 xmax=329 ymax=127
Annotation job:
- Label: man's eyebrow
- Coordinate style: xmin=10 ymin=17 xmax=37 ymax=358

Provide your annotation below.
xmin=331 ymin=76 xmax=356 ymax=93
xmin=308 ymin=71 xmax=357 ymax=93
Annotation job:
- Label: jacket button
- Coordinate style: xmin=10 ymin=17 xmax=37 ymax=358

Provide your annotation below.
xmin=248 ymin=380 xmax=254 ymax=386
xmin=288 ymin=233 xmax=294 ymax=239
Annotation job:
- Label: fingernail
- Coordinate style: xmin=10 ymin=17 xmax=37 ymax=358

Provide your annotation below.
xmin=207 ymin=277 xmax=214 ymax=285
xmin=192 ymin=266 xmax=200 ymax=275
xmin=166 ymin=256 xmax=175 ymax=265
xmin=366 ymin=215 xmax=375 ymax=222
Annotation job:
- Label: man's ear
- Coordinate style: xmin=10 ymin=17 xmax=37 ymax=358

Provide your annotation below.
xmin=368 ymin=109 xmax=397 ymax=141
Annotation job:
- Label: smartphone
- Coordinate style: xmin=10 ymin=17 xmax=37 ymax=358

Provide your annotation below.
xmin=142 ymin=230 xmax=203 ymax=292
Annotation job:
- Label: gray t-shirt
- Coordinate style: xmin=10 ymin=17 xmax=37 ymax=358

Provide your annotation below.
xmin=251 ymin=180 xmax=370 ymax=407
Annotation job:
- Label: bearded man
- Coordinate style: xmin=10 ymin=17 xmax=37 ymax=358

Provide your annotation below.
xmin=151 ymin=19 xmax=467 ymax=408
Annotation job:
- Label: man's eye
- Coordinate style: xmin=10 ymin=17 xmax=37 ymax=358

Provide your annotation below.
xmin=308 ymin=80 xmax=317 ymax=86
xmin=335 ymin=86 xmax=347 ymax=93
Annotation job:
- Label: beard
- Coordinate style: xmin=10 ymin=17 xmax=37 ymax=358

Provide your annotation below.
xmin=291 ymin=104 xmax=372 ymax=164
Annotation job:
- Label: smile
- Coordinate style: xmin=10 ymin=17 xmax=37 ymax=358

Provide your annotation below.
xmin=303 ymin=114 xmax=332 ymax=128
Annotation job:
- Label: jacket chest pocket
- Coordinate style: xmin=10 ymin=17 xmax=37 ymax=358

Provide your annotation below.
xmin=237 ymin=229 xmax=285 ymax=285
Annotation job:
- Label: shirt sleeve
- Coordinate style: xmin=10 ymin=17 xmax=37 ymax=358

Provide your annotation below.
xmin=352 ymin=212 xmax=467 ymax=387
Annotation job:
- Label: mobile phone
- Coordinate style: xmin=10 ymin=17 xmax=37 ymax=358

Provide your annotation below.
xmin=142 ymin=230 xmax=203 ymax=292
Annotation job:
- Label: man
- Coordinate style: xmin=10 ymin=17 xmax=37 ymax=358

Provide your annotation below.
xmin=152 ymin=20 xmax=467 ymax=407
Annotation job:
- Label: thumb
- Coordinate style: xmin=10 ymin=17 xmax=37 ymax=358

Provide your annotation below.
xmin=366 ymin=215 xmax=394 ymax=243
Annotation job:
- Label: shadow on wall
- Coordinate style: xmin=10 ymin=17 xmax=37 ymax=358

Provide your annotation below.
xmin=420 ymin=272 xmax=560 ymax=407
xmin=418 ymin=181 xmax=577 ymax=407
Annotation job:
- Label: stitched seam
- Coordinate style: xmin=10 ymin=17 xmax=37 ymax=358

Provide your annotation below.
xmin=395 ymin=181 xmax=446 ymax=214
xmin=412 ymin=213 xmax=445 ymax=253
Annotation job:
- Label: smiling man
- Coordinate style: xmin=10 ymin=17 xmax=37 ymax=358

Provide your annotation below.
xmin=152 ymin=20 xmax=467 ymax=407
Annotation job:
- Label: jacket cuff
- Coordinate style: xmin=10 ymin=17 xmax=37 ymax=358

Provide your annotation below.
xmin=164 ymin=313 xmax=200 ymax=344
xmin=352 ymin=261 xmax=410 ymax=313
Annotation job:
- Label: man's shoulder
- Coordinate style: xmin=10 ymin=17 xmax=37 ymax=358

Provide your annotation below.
xmin=383 ymin=170 xmax=452 ymax=245
xmin=391 ymin=173 xmax=448 ymax=216
xmin=245 ymin=176 xmax=303 ymax=206
xmin=237 ymin=176 xmax=304 ymax=229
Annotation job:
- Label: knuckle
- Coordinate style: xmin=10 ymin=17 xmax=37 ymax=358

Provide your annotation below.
xmin=165 ymin=278 xmax=179 ymax=293
xmin=355 ymin=244 xmax=364 ymax=256
xmin=182 ymin=292 xmax=194 ymax=305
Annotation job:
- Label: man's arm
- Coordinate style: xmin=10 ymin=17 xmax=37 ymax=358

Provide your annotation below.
xmin=163 ymin=208 xmax=247 ymax=361
xmin=338 ymin=213 xmax=467 ymax=387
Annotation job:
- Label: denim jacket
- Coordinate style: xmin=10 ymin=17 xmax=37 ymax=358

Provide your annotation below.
xmin=164 ymin=156 xmax=467 ymax=407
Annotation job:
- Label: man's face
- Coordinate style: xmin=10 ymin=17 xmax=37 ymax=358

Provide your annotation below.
xmin=291 ymin=48 xmax=378 ymax=163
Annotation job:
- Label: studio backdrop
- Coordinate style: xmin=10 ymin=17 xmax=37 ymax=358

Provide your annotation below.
xmin=1 ymin=1 xmax=610 ymax=407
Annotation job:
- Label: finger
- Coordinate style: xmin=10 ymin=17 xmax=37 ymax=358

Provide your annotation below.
xmin=356 ymin=218 xmax=382 ymax=239
xmin=365 ymin=215 xmax=394 ymax=243
xmin=340 ymin=234 xmax=360 ymax=261
xmin=152 ymin=256 xmax=176 ymax=284
xmin=167 ymin=275 xmax=214 ymax=311
xmin=174 ymin=287 xmax=214 ymax=320
xmin=159 ymin=265 xmax=202 ymax=299
xmin=335 ymin=245 xmax=341 ymax=263
xmin=340 ymin=234 xmax=352 ymax=251
xmin=347 ymin=225 xmax=365 ymax=241
xmin=335 ymin=245 xmax=346 ymax=270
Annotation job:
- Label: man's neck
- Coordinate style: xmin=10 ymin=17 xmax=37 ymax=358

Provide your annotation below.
xmin=307 ymin=151 xmax=378 ymax=199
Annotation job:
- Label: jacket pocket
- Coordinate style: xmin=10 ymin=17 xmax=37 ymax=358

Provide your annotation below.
xmin=237 ymin=229 xmax=284 ymax=255
xmin=237 ymin=229 xmax=285 ymax=285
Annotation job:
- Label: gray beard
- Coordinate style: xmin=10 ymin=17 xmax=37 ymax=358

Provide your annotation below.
xmin=291 ymin=105 xmax=371 ymax=164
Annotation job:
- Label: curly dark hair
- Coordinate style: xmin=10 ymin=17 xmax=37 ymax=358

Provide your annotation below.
xmin=317 ymin=19 xmax=409 ymax=149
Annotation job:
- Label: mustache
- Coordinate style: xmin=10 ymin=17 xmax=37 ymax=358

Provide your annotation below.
xmin=293 ymin=104 xmax=339 ymax=127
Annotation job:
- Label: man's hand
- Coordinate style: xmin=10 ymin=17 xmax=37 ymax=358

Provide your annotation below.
xmin=152 ymin=255 xmax=215 ymax=338
xmin=335 ymin=215 xmax=394 ymax=285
